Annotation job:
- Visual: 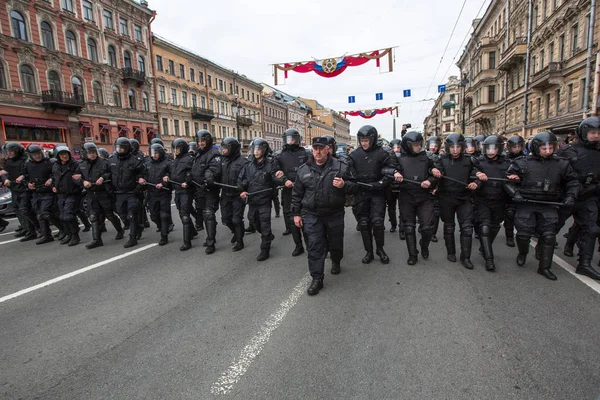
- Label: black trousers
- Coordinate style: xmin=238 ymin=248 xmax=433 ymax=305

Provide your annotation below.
xmin=57 ymin=193 xmax=80 ymax=222
xmin=147 ymin=194 xmax=172 ymax=224
xmin=248 ymin=203 xmax=272 ymax=251
xmin=474 ymin=196 xmax=505 ymax=230
xmin=439 ymin=193 xmax=474 ymax=234
xmin=385 ymin=188 xmax=400 ymax=228
xmin=303 ymin=211 xmax=345 ymax=280
xmin=352 ymin=192 xmax=386 ymax=232
xmin=221 ymin=195 xmax=245 ymax=231
xmin=514 ymin=203 xmax=559 ymax=237
xmin=175 ymin=190 xmax=193 ymax=222
xmin=11 ymin=189 xmax=35 ymax=232
xmin=195 ymin=193 xmax=219 ymax=246
xmin=115 ymin=193 xmax=140 ymax=239
xmin=399 ymin=192 xmax=434 ymax=231
xmin=558 ymin=198 xmax=600 ymax=263
xmin=32 ymin=192 xmax=56 ymax=220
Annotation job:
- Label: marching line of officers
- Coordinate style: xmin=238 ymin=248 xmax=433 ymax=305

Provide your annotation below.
xmin=2 ymin=117 xmax=600 ymax=296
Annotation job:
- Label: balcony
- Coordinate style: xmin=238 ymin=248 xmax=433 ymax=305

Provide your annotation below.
xmin=41 ymin=90 xmax=85 ymax=113
xmin=498 ymin=37 xmax=527 ymax=70
xmin=530 ymin=62 xmax=563 ymax=90
xmin=236 ymin=116 xmax=253 ymax=127
xmin=121 ymin=68 xmax=145 ymax=86
xmin=191 ymin=107 xmax=215 ymax=121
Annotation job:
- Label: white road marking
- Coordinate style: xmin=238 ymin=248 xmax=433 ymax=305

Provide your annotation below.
xmin=0 ymin=230 xmax=17 ymax=236
xmin=0 ymin=243 xmax=158 ymax=303
xmin=531 ymin=241 xmax=600 ymax=295
xmin=210 ymin=274 xmax=312 ymax=395
xmin=0 ymin=225 xmax=82 ymax=246
xmin=6 ymin=217 xmax=17 ymax=221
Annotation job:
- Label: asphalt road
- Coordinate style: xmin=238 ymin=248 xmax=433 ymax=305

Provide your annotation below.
xmin=1 ymin=209 xmax=599 ymax=400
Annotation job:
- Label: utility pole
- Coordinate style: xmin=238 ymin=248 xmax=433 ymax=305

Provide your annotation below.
xmin=392 ymin=118 xmax=397 ymax=140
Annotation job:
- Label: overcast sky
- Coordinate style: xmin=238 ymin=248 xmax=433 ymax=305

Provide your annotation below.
xmin=150 ymin=0 xmax=491 ymax=141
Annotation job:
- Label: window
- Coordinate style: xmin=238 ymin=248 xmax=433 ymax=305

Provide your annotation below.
xmin=241 ymin=88 xmax=244 ymax=98
xmin=103 ymin=10 xmax=113 ymax=30
xmin=41 ymin=22 xmax=54 ymax=49
xmin=158 ymin=85 xmax=166 ymax=103
xmin=555 ymin=89 xmax=561 ymax=114
xmin=48 ymin=70 xmax=61 ymax=92
xmin=184 ymin=121 xmax=190 ymax=136
xmin=11 ymin=11 xmax=27 ymax=41
xmin=20 ymin=65 xmax=36 ymax=93
xmin=168 ymin=60 xmax=175 ymax=75
xmin=138 ymin=56 xmax=145 ymax=73
xmin=533 ymin=6 xmax=538 ymax=27
xmin=119 ymin=17 xmax=128 ymax=36
xmin=580 ymin=78 xmax=586 ymax=109
xmin=71 ymin=76 xmax=83 ymax=99
xmin=190 ymin=68 xmax=195 ymax=82
xmin=489 ymin=51 xmax=496 ymax=69
xmin=209 ymin=99 xmax=214 ymax=110
xmin=87 ymin=38 xmax=98 ymax=62
xmin=82 ymin=0 xmax=93 ymax=21
xmin=449 ymin=94 xmax=456 ymax=102
xmin=540 ymin=50 xmax=545 ymax=69
xmin=182 ymin=91 xmax=188 ymax=108
xmin=229 ymin=83 xmax=233 ymax=94
xmin=545 ymin=93 xmax=551 ymax=117
xmin=142 ymin=92 xmax=149 ymax=111
xmin=445 ymin=108 xmax=451 ymax=117
xmin=572 ymin=24 xmax=579 ymax=56
xmin=488 ymin=85 xmax=496 ymax=103
xmin=123 ymin=51 xmax=132 ymax=69
xmin=107 ymin=45 xmax=117 ymax=67
xmin=93 ymin=81 xmax=103 ymax=104
xmin=201 ymin=96 xmax=206 ymax=108
xmin=179 ymin=64 xmax=185 ymax=79
xmin=128 ymin=89 xmax=136 ymax=109
xmin=207 ymin=75 xmax=212 ymax=88
xmin=192 ymin=94 xmax=197 ymax=107
xmin=112 ymin=86 xmax=121 ymax=107
xmin=444 ymin=123 xmax=451 ymax=132
xmin=156 ymin=55 xmax=163 ymax=72
xmin=567 ymin=83 xmax=573 ymax=110
xmin=553 ymin=0 xmax=558 ymax=9
xmin=536 ymin=98 xmax=541 ymax=120
xmin=161 ymin=118 xmax=169 ymax=136
xmin=218 ymin=79 xmax=224 ymax=91
xmin=63 ymin=0 xmax=73 ymax=12
xmin=134 ymin=25 xmax=142 ymax=42
xmin=98 ymin=124 xmax=109 ymax=143
xmin=171 ymin=88 xmax=177 ymax=105
xmin=199 ymin=71 xmax=204 ymax=84
xmin=194 ymin=122 xmax=199 ymax=132
xmin=559 ymin=34 xmax=565 ymax=61
xmin=66 ymin=30 xmax=77 ymax=56
xmin=174 ymin=119 xmax=180 ymax=136
xmin=252 ymin=93 xmax=255 ymax=102
xmin=550 ymin=42 xmax=554 ymax=62
xmin=532 ymin=55 xmax=537 ymax=74
xmin=542 ymin=0 xmax=547 ymax=19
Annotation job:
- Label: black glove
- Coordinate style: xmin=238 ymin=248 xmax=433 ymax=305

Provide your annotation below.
xmin=513 ymin=190 xmax=525 ymax=203
xmin=563 ymin=196 xmax=576 ymax=207
xmin=206 ymin=175 xmax=214 ymax=186
xmin=237 ymin=185 xmax=245 ymax=193
xmin=370 ymin=181 xmax=384 ymax=192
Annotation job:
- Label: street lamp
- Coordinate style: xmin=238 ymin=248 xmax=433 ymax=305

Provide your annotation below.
xmin=307 ymin=122 xmax=313 ymax=145
xmin=460 ymin=74 xmax=469 ymax=135
xmin=435 ymin=111 xmax=439 ymax=136
xmin=231 ymin=95 xmax=242 ymax=141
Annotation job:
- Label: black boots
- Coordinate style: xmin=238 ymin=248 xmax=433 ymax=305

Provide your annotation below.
xmin=257 ymin=248 xmax=270 ymax=261
xmin=36 ymin=219 xmax=54 ymax=245
xmin=307 ymin=278 xmax=323 ymax=295
xmin=538 ymin=236 xmax=557 ymax=280
xmin=361 ymin=230 xmax=374 ymax=264
xmin=373 ymin=229 xmax=389 ymax=264
xmin=86 ymin=222 xmax=103 ymax=249
xmin=405 ymin=228 xmax=418 ymax=265
xmin=232 ymin=225 xmax=244 ymax=252
xmin=444 ymin=232 xmax=456 ymax=262
xmin=480 ymin=226 xmax=495 ymax=271
xmin=291 ymin=226 xmax=304 ymax=256
xmin=205 ymin=219 xmax=217 ymax=254
xmin=516 ymin=235 xmax=530 ymax=266
xmin=505 ymin=226 xmax=515 ymax=247
xmin=159 ymin=217 xmax=170 ymax=246
xmin=67 ymin=221 xmax=80 ymax=247
xmin=331 ymin=261 xmax=341 ymax=275
xmin=575 ymin=237 xmax=600 ymax=280
xmin=180 ymin=223 xmax=192 ymax=251
xmin=459 ymin=233 xmax=474 ymax=270
xmin=420 ymin=230 xmax=431 ymax=260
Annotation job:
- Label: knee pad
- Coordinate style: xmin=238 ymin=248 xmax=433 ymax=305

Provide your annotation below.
xmin=358 ymin=218 xmax=370 ymax=231
xmin=181 ymin=215 xmax=191 ymax=225
xmin=372 ymin=217 xmax=384 ymax=228
xmin=127 ymin=214 xmax=136 ymax=223
xmin=542 ymin=235 xmax=556 ymax=246
xmin=160 ymin=212 xmax=170 ymax=220
xmin=443 ymin=223 xmax=456 ymax=235
xmin=404 ymin=225 xmax=416 ymax=235
xmin=39 ymin=213 xmax=50 ymax=221
xmin=461 ymin=227 xmax=474 ymax=237
xmin=89 ymin=213 xmax=98 ymax=223
xmin=588 ymin=224 xmax=600 ymax=238
xmin=232 ymin=216 xmax=242 ymax=226
xmin=480 ymin=225 xmax=492 ymax=236
xmin=505 ymin=210 xmax=515 ymax=220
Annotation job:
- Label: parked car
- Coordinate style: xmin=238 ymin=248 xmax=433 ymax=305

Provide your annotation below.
xmin=0 ymin=186 xmax=15 ymax=216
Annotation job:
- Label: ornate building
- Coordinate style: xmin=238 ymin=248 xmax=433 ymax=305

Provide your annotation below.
xmin=0 ymin=0 xmax=157 ymax=153
xmin=261 ymin=83 xmax=310 ymax=145
xmin=297 ymin=97 xmax=351 ymax=145
xmin=423 ymin=76 xmax=462 ymax=138
xmin=262 ymin=95 xmax=287 ymax=151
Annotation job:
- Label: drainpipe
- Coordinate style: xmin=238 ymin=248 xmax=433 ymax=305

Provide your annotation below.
xmin=593 ymin=53 xmax=600 ymax=115
xmin=503 ymin=0 xmax=510 ymax=134
xmin=582 ymin=0 xmax=597 ymax=117
xmin=148 ymin=13 xmax=159 ymax=140
xmin=522 ymin=0 xmax=533 ymax=136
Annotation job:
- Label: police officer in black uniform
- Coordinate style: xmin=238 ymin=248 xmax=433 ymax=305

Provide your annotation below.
xmin=292 ymin=136 xmax=356 ymax=295
xmin=506 ymin=132 xmax=579 ymax=280
xmin=109 ymin=137 xmax=147 ymax=248
xmin=191 ymin=130 xmax=222 ymax=254
xmin=165 ymin=138 xmax=196 ymax=251
xmin=472 ymin=135 xmax=511 ymax=271
xmin=51 ymin=146 xmax=82 ymax=246
xmin=347 ymin=125 xmax=396 ymax=264
xmin=238 ymin=138 xmax=277 ymax=261
xmin=426 ymin=136 xmax=442 ymax=242
xmin=465 ymin=136 xmax=479 ymax=156
xmin=79 ymin=142 xmax=124 ymax=249
xmin=188 ymin=141 xmax=198 ymax=154
xmin=146 ymin=143 xmax=172 ymax=246
xmin=556 ymin=117 xmax=600 ymax=280
xmin=432 ymin=133 xmax=480 ymax=269
xmin=273 ymin=128 xmax=310 ymax=256
xmin=130 ymin=138 xmax=150 ymax=232
xmin=390 ymin=131 xmax=437 ymax=265
xmin=386 ymin=139 xmax=402 ymax=235
xmin=503 ymin=135 xmax=525 ymax=247
xmin=219 ymin=137 xmax=248 ymax=252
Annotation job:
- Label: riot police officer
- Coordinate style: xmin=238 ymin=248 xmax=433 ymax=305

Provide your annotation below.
xmin=506 ymin=132 xmax=579 ymax=280
xmin=188 ymin=141 xmax=198 ymax=154
xmin=432 ymin=133 xmax=479 ymax=269
xmin=110 ymin=137 xmax=147 ymax=248
xmin=426 ymin=136 xmax=442 ymax=242
xmin=146 ymin=143 xmax=172 ymax=246
xmin=273 ymin=128 xmax=310 ymax=256
xmin=191 ymin=130 xmax=222 ymax=254
xmin=79 ymin=142 xmax=124 ymax=249
xmin=219 ymin=137 xmax=248 ymax=252
xmin=465 ymin=136 xmax=479 ymax=156
xmin=474 ymin=134 xmax=486 ymax=155
xmin=386 ymin=139 xmax=402 ymax=235
xmin=98 ymin=148 xmax=109 ymax=159
xmin=130 ymin=138 xmax=150 ymax=232
xmin=472 ymin=135 xmax=511 ymax=271
xmin=347 ymin=125 xmax=397 ymax=264
xmin=503 ymin=135 xmax=526 ymax=247
xmin=238 ymin=138 xmax=277 ymax=261
xmin=556 ymin=117 xmax=600 ymax=280
xmin=51 ymin=146 xmax=82 ymax=246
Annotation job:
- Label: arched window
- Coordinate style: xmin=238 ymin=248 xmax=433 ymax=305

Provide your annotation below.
xmin=107 ymin=45 xmax=117 ymax=67
xmin=0 ymin=64 xmax=6 ymax=90
xmin=66 ymin=30 xmax=77 ymax=56
xmin=87 ymin=38 xmax=98 ymax=62
xmin=20 ymin=65 xmax=36 ymax=93
xmin=128 ymin=88 xmax=136 ymax=109
xmin=137 ymin=56 xmax=145 ymax=73
xmin=71 ymin=76 xmax=82 ymax=99
xmin=41 ymin=22 xmax=54 ymax=50
xmin=11 ymin=11 xmax=27 ymax=41
xmin=48 ymin=70 xmax=61 ymax=92
xmin=93 ymin=81 xmax=103 ymax=105
xmin=142 ymin=92 xmax=149 ymax=111
xmin=123 ymin=51 xmax=132 ymax=69
xmin=112 ymin=86 xmax=121 ymax=107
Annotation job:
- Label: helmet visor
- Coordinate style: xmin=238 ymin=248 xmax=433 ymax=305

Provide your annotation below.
xmin=286 ymin=136 xmax=297 ymax=145
xmin=411 ymin=141 xmax=423 ymax=153
xmin=484 ymin=144 xmax=499 ymax=156
xmin=465 ymin=142 xmax=475 ymax=152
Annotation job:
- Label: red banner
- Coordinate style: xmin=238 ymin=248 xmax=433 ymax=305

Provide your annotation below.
xmin=340 ymin=106 xmax=399 ymax=119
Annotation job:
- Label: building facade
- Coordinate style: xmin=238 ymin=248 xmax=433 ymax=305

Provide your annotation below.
xmin=261 ymin=83 xmax=310 ymax=145
xmin=262 ymin=95 xmax=287 ymax=151
xmin=423 ymin=76 xmax=462 ymax=138
xmin=297 ymin=97 xmax=351 ymax=145
xmin=306 ymin=117 xmax=334 ymax=145
xmin=0 ymin=0 xmax=157 ymax=153
xmin=152 ymin=35 xmax=262 ymax=150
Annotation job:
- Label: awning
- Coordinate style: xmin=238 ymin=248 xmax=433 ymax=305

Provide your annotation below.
xmin=442 ymin=101 xmax=456 ymax=109
xmin=99 ymin=124 xmax=110 ymax=131
xmin=79 ymin=122 xmax=92 ymax=128
xmin=548 ymin=120 xmax=580 ymax=134
xmin=118 ymin=126 xmax=130 ymax=133
xmin=0 ymin=115 xmax=70 ymax=130
xmin=133 ymin=126 xmax=142 ymax=134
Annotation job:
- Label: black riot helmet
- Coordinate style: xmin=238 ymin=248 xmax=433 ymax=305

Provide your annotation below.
xmin=81 ymin=142 xmax=98 ymax=160
xmin=150 ymin=143 xmax=166 ymax=159
xmin=26 ymin=144 xmax=44 ymax=160
xmin=55 ymin=145 xmax=71 ymax=160
xmin=115 ymin=137 xmax=131 ymax=157
xmin=507 ymin=135 xmax=525 ymax=155
xmin=426 ymin=136 xmax=442 ymax=154
xmin=390 ymin=138 xmax=401 ymax=153
xmin=196 ymin=129 xmax=213 ymax=149
xmin=98 ymin=148 xmax=109 ymax=159
xmin=482 ymin=135 xmax=504 ymax=158
xmin=283 ymin=128 xmax=301 ymax=149
xmin=531 ymin=132 xmax=557 ymax=158
xmin=172 ymin=138 xmax=189 ymax=156
xmin=577 ymin=116 xmax=600 ymax=149
xmin=150 ymin=137 xmax=164 ymax=147
xmin=401 ymin=131 xmax=424 ymax=155
xmin=474 ymin=134 xmax=486 ymax=152
xmin=322 ymin=134 xmax=336 ymax=152
xmin=129 ymin=138 xmax=140 ymax=153
xmin=444 ymin=133 xmax=466 ymax=155
xmin=188 ymin=141 xmax=198 ymax=153
xmin=251 ymin=138 xmax=270 ymax=160
xmin=221 ymin=137 xmax=241 ymax=158
xmin=5 ymin=142 xmax=24 ymax=159
xmin=356 ymin=125 xmax=378 ymax=151
xmin=464 ymin=136 xmax=477 ymax=154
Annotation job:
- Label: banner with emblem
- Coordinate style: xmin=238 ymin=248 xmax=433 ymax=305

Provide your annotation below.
xmin=272 ymin=48 xmax=394 ymax=85
xmin=340 ymin=106 xmax=399 ymax=119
